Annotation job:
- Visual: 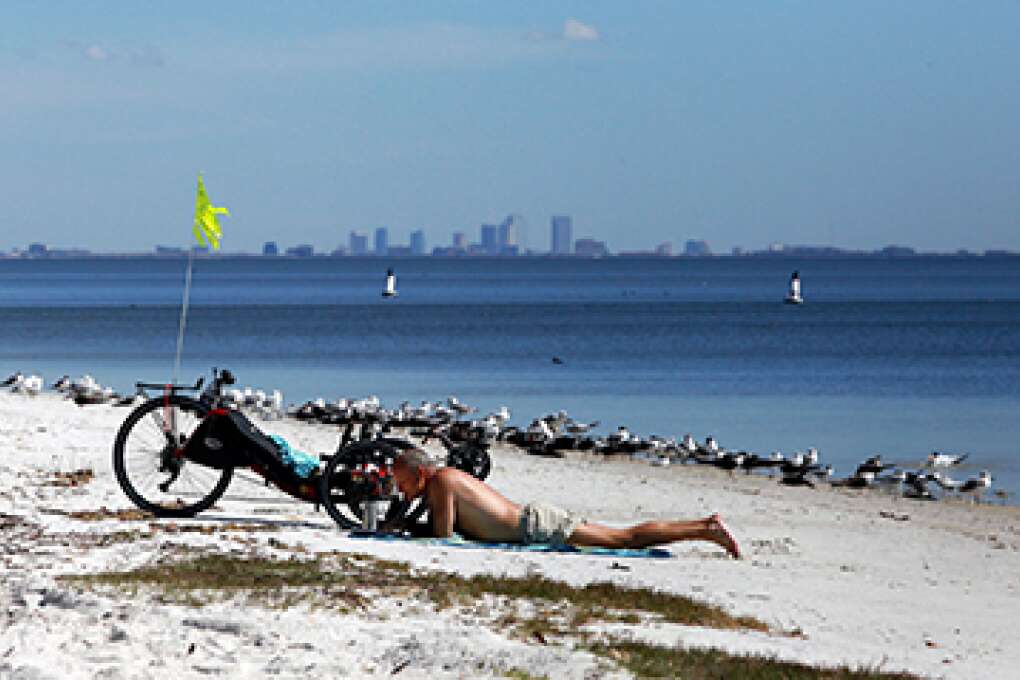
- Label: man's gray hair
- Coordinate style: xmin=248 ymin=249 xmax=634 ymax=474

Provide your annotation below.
xmin=396 ymin=447 xmax=439 ymax=473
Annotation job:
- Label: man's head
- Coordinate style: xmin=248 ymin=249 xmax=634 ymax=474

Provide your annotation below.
xmin=392 ymin=448 xmax=438 ymax=500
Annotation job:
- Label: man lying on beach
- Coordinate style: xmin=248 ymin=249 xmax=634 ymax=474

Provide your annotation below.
xmin=388 ymin=448 xmax=741 ymax=558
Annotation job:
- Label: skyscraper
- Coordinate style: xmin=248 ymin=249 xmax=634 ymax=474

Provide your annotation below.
xmin=410 ymin=229 xmax=426 ymax=255
xmin=498 ymin=215 xmax=517 ymax=249
xmin=684 ymin=239 xmax=711 ymax=256
xmin=452 ymin=232 xmax=467 ymax=250
xmin=349 ymin=231 xmax=368 ymax=255
xmin=374 ymin=227 xmax=388 ymax=256
xmin=480 ymin=225 xmax=499 ymax=255
xmin=551 ymin=216 xmax=572 ymax=255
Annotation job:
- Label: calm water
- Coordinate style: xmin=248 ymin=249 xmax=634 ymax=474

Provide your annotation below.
xmin=1 ymin=256 xmax=1018 ymax=498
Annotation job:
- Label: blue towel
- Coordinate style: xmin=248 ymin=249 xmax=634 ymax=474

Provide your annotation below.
xmin=269 ymin=435 xmax=319 ymax=479
xmin=349 ymin=532 xmax=672 ymax=559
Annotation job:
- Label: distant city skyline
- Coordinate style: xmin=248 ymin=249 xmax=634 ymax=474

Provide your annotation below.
xmin=7 ymin=213 xmax=1016 ymax=260
xmin=7 ymin=209 xmax=1014 ymax=259
xmin=2 ymin=4 xmax=1019 ymax=252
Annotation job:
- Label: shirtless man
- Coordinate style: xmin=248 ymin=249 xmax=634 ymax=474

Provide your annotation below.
xmin=389 ymin=448 xmax=740 ymax=558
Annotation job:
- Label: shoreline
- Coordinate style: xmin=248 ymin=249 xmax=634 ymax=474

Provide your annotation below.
xmin=2 ymin=391 xmax=1018 ymax=678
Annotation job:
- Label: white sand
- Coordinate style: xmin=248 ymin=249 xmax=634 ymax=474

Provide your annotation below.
xmin=2 ymin=391 xmax=1018 ymax=679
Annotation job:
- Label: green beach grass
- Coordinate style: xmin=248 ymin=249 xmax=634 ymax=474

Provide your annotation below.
xmin=62 ymin=551 xmax=921 ymax=679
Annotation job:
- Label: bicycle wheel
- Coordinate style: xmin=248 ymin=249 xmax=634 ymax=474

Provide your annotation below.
xmin=319 ymin=440 xmax=415 ymax=530
xmin=446 ymin=443 xmax=491 ymax=481
xmin=113 ymin=395 xmax=233 ymax=517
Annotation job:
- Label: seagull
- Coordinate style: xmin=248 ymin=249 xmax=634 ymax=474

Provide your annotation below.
xmin=73 ymin=374 xmax=97 ymax=393
xmin=678 ymin=434 xmax=698 ymax=456
xmin=73 ymin=388 xmax=112 ymax=406
xmin=873 ymin=469 xmax=907 ymax=488
xmin=926 ymin=451 xmax=970 ymax=468
xmin=854 ymin=455 xmax=896 ymax=476
xmin=780 ymin=452 xmax=827 ymax=488
xmin=564 ymin=419 xmax=599 ymax=435
xmin=933 ymin=470 xmax=992 ymax=501
xmin=22 ymin=375 xmax=43 ymax=396
xmin=831 ymin=470 xmax=876 ymax=488
xmin=113 ymin=391 xmax=145 ymax=407
xmin=812 ymin=464 xmax=835 ymax=481
xmin=1 ymin=371 xmax=22 ymax=387
xmin=708 ymin=451 xmax=746 ymax=474
xmin=902 ymin=471 xmax=937 ymax=500
xmin=739 ymin=451 xmax=786 ymax=474
xmin=446 ymin=396 xmax=474 ymax=415
xmin=613 ymin=426 xmax=634 ymax=444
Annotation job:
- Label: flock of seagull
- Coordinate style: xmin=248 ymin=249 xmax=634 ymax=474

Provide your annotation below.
xmin=3 ymin=372 xmax=140 ymax=406
xmin=4 ymin=370 xmax=1001 ymax=503
xmin=282 ymin=393 xmax=999 ymax=504
xmin=497 ymin=411 xmax=999 ymax=503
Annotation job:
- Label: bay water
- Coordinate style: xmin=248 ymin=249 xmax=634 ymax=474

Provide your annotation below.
xmin=2 ymin=255 xmax=1017 ymax=499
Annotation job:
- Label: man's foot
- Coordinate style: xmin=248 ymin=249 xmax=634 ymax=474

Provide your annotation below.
xmin=707 ymin=513 xmax=741 ymax=559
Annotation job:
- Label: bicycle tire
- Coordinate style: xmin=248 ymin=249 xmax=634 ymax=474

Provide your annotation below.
xmin=113 ymin=395 xmax=233 ymax=517
xmin=446 ymin=443 xmax=491 ymax=481
xmin=319 ymin=440 xmax=412 ymax=530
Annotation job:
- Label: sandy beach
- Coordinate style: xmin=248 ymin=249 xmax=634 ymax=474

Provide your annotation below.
xmin=2 ymin=390 xmax=1018 ymax=679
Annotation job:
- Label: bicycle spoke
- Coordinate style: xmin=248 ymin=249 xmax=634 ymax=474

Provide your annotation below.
xmin=114 ymin=397 xmax=231 ymax=517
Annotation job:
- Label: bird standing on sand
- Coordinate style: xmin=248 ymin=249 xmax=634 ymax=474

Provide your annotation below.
xmin=22 ymin=375 xmax=43 ymax=396
xmin=855 ymin=455 xmax=895 ymax=476
xmin=902 ymin=471 xmax=937 ymax=499
xmin=933 ymin=470 xmax=992 ymax=502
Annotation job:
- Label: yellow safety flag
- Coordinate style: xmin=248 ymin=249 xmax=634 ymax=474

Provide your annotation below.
xmin=193 ymin=174 xmax=229 ymax=250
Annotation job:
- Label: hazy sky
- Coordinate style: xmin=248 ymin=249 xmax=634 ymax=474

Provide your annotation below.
xmin=2 ymin=2 xmax=1018 ymax=253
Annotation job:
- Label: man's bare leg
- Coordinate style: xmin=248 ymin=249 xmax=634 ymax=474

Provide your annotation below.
xmin=568 ymin=513 xmax=740 ymax=558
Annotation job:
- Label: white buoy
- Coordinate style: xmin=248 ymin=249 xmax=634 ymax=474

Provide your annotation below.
xmin=784 ymin=270 xmax=803 ymax=304
xmin=382 ymin=268 xmax=398 ymax=298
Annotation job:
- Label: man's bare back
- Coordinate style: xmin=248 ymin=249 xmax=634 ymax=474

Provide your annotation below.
xmin=424 ymin=467 xmax=523 ymax=542
xmin=391 ymin=452 xmax=740 ymax=558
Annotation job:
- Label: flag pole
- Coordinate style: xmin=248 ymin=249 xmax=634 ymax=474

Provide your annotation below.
xmin=175 ymin=173 xmax=226 ymax=387
xmin=172 ymin=248 xmax=195 ymax=386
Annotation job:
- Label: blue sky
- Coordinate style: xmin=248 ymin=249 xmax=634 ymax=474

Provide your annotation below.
xmin=2 ymin=1 xmax=1018 ymax=253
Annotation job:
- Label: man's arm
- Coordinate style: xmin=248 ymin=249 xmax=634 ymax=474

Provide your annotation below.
xmin=427 ymin=476 xmax=457 ymax=538
xmin=379 ymin=511 xmax=432 ymax=537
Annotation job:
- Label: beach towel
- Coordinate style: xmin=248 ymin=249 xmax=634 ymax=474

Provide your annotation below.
xmin=349 ymin=532 xmax=672 ymax=559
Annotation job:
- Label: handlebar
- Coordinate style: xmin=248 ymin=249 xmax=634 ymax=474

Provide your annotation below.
xmin=135 ymin=376 xmax=204 ymax=393
xmin=135 ymin=367 xmax=234 ymax=402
